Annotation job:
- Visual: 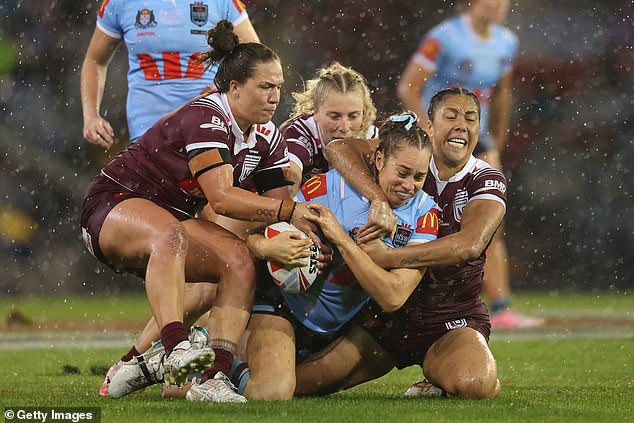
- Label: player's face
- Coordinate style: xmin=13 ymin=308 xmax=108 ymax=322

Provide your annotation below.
xmin=375 ymin=143 xmax=430 ymax=208
xmin=230 ymin=60 xmax=284 ymax=130
xmin=314 ymin=89 xmax=364 ymax=145
xmin=427 ymin=94 xmax=480 ymax=167
xmin=473 ymin=0 xmax=510 ymax=24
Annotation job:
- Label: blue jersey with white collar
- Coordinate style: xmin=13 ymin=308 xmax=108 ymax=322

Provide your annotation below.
xmin=412 ymin=14 xmax=518 ymax=150
xmin=96 ymin=0 xmax=248 ymax=141
xmin=281 ymin=169 xmax=439 ymax=334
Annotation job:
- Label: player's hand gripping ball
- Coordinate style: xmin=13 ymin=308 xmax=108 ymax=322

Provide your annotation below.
xmin=265 ymin=222 xmax=320 ymax=293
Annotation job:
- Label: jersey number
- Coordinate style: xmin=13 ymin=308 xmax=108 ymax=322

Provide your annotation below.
xmin=138 ymin=52 xmax=204 ymax=80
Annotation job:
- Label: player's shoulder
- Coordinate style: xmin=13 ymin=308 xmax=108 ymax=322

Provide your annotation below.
xmin=281 ymin=114 xmax=317 ymax=136
xmin=494 ymin=24 xmax=519 ymax=47
xmin=468 ymin=158 xmax=507 ymax=195
xmin=365 ymin=124 xmax=379 ymax=139
xmin=471 ymin=158 xmax=505 ymax=180
xmin=430 ymin=15 xmax=460 ymax=34
xmin=188 ymin=94 xmax=230 ymax=123
xmin=97 ymin=0 xmax=121 ymax=21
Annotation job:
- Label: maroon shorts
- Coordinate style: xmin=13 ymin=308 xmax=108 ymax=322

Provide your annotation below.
xmin=361 ymin=300 xmax=491 ymax=369
xmin=79 ymin=173 xmax=191 ymax=272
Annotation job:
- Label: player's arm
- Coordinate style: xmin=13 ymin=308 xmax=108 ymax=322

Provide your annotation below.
xmin=489 ymin=71 xmax=513 ymax=152
xmin=306 ymin=203 xmax=424 ymax=313
xmin=396 ymin=60 xmax=433 ymax=128
xmin=195 ymin=162 xmax=297 ymax=222
xmin=324 ymin=137 xmax=396 ymax=243
xmin=363 ymin=199 xmax=505 ymax=269
xmin=233 ymin=17 xmax=260 ymax=43
xmin=80 ymin=26 xmax=121 ymax=149
xmin=285 ymin=161 xmax=303 ymax=196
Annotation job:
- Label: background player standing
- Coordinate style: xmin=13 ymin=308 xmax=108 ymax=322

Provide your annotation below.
xmin=81 ymin=0 xmax=259 ymax=148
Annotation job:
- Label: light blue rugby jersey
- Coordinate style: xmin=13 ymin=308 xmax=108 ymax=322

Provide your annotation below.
xmin=413 ymin=14 xmax=518 ymax=149
xmin=97 ymin=0 xmax=248 ymax=141
xmin=281 ymin=169 xmax=439 ymax=334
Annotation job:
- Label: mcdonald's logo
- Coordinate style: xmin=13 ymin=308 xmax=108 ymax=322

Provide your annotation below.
xmin=416 ymin=209 xmax=439 ymax=236
xmin=300 ymin=174 xmax=327 ymax=200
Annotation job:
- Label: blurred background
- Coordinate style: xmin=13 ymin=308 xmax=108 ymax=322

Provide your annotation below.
xmin=0 ymin=0 xmax=631 ymax=296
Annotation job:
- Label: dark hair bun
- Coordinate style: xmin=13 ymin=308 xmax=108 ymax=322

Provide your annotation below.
xmin=206 ymin=20 xmax=239 ymax=62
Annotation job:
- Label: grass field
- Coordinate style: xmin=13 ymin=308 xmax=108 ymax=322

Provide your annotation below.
xmin=1 ymin=292 xmax=633 ymax=422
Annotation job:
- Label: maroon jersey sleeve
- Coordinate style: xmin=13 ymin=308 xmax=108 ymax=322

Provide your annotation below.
xmin=179 ymin=99 xmax=233 ymax=177
xmin=280 ymin=117 xmax=314 ymax=171
xmin=467 ymin=167 xmax=507 ymax=207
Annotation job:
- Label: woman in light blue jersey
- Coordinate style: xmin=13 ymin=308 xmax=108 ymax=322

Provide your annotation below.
xmin=81 ymin=0 xmax=259 ymax=148
xmin=239 ymin=112 xmax=438 ymax=400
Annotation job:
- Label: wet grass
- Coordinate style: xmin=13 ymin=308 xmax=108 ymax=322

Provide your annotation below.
xmin=0 ymin=338 xmax=632 ymax=422
xmin=1 ymin=291 xmax=633 ymax=421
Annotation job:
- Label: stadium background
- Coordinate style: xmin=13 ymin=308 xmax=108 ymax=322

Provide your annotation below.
xmin=0 ymin=0 xmax=631 ymax=296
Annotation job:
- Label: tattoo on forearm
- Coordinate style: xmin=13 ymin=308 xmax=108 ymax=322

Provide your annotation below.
xmin=400 ymin=257 xmax=424 ymax=267
xmin=256 ymin=208 xmax=275 ymax=218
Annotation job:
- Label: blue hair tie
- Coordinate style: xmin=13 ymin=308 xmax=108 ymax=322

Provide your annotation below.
xmin=388 ymin=112 xmax=418 ymax=131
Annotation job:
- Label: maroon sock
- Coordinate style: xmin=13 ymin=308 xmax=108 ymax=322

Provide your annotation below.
xmin=160 ymin=321 xmax=188 ymax=357
xmin=120 ymin=345 xmax=140 ymax=363
xmin=200 ymin=348 xmax=233 ymax=382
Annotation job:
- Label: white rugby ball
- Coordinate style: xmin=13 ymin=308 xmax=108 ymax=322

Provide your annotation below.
xmin=264 ymin=222 xmax=320 ymax=294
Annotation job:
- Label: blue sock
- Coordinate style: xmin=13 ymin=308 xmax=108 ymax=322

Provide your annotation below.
xmin=490 ymin=297 xmax=511 ymax=314
xmin=228 ymin=358 xmax=251 ymax=395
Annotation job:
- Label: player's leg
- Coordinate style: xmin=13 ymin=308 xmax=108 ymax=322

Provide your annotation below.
xmin=294 ymin=324 xmax=395 ymax=396
xmin=99 ymin=199 xmax=215 ymax=390
xmin=422 ymin=327 xmax=500 ymax=399
xmin=242 ymin=313 xmax=296 ymax=400
xmin=179 ymin=218 xmax=256 ymax=403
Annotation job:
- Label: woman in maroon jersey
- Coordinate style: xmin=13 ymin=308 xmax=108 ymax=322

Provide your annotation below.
xmin=285 ymin=87 xmax=505 ymax=400
xmin=80 ymin=20 xmax=313 ymax=403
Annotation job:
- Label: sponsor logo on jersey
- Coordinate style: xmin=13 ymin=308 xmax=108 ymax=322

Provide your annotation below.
xmin=239 ymin=154 xmax=261 ymax=183
xmin=445 ymin=318 xmax=467 ymax=330
xmin=416 ymin=209 xmax=439 ymax=236
xmin=190 ymin=2 xmax=208 ymax=27
xmin=232 ymin=0 xmax=246 ymax=13
xmin=200 ymin=116 xmax=228 ymax=134
xmin=453 ymin=189 xmax=468 ymax=223
xmin=419 ymin=38 xmax=440 ymax=61
xmin=300 ymin=174 xmax=327 ymax=200
xmin=255 ymin=124 xmax=272 ymax=137
xmin=393 ymin=223 xmax=413 ymax=247
xmin=484 ymin=179 xmax=507 ymax=194
xmin=135 ymin=9 xmax=157 ymax=29
xmin=98 ymin=0 xmax=110 ymax=19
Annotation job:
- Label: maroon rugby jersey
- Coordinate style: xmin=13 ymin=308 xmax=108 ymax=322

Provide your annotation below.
xmin=405 ymin=155 xmax=507 ymax=317
xmin=100 ymin=93 xmax=289 ymax=218
xmin=280 ymin=114 xmax=378 ymax=185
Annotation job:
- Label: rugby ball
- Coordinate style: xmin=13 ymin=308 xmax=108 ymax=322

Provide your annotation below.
xmin=264 ymin=222 xmax=320 ymax=293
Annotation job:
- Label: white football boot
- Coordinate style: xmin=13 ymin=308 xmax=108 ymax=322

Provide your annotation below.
xmin=163 ymin=340 xmax=215 ymax=388
xmin=107 ymin=342 xmax=166 ymax=398
xmin=403 ymin=379 xmax=446 ymax=398
xmin=99 ymin=361 xmax=123 ymax=396
xmin=186 ymin=372 xmax=247 ymax=403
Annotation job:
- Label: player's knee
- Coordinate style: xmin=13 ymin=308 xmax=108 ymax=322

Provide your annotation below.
xmin=154 ymin=221 xmax=188 ymax=257
xmin=448 ymin=372 xmax=499 ymax=399
xmin=196 ymin=283 xmax=217 ymax=311
xmin=220 ymin=241 xmax=256 ymax=288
